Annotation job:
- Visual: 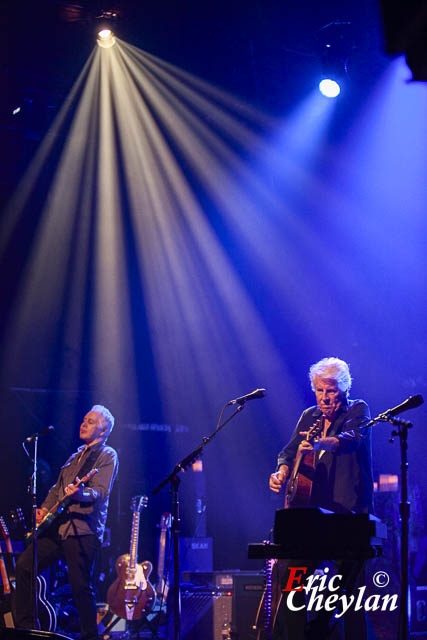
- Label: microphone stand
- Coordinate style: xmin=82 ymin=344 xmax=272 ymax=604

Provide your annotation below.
xmin=152 ymin=402 xmax=246 ymax=640
xmin=22 ymin=436 xmax=40 ymax=629
xmin=361 ymin=412 xmax=414 ymax=640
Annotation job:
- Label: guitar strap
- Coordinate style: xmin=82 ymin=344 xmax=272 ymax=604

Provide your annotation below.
xmin=75 ymin=446 xmax=104 ymax=482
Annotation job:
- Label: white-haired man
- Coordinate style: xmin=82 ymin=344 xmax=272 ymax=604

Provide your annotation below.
xmin=15 ymin=405 xmax=119 ymax=640
xmin=269 ymin=357 xmax=373 ymax=639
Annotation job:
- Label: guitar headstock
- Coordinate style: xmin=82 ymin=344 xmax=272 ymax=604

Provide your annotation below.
xmin=160 ymin=513 xmax=172 ymax=531
xmin=306 ymin=417 xmax=324 ymax=442
xmin=130 ymin=495 xmax=148 ymax=513
xmin=0 ymin=515 xmax=10 ymax=542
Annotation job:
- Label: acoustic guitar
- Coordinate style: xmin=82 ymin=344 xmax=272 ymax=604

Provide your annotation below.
xmin=284 ymin=417 xmax=323 ymax=508
xmin=106 ymin=495 xmax=155 ymax=620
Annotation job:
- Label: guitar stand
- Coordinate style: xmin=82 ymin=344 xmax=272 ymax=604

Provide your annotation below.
xmin=100 ymin=613 xmax=164 ymax=640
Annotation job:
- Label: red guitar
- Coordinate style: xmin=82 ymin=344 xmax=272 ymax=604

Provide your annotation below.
xmin=106 ymin=496 xmax=155 ymax=620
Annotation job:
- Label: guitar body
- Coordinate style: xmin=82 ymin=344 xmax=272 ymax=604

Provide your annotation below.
xmin=35 ymin=574 xmax=57 ymax=632
xmin=0 ymin=515 xmax=56 ymax=632
xmin=284 ymin=451 xmax=317 ymax=509
xmin=106 ymin=554 xmax=155 ymax=620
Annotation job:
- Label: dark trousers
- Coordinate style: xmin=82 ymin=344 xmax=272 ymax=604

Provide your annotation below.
xmin=14 ymin=534 xmax=99 ymax=640
xmin=272 ymin=560 xmax=368 ymax=640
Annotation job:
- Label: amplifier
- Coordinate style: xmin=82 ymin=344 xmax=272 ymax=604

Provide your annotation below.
xmin=180 ymin=537 xmax=213 ymax=572
xmin=180 ymin=571 xmax=263 ymax=640
xmin=411 ymin=585 xmax=427 ymax=634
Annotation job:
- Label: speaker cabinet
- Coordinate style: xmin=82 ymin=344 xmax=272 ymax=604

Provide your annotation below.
xmin=181 ymin=589 xmax=232 ymax=640
xmin=179 ymin=571 xmax=263 ymax=640
xmin=231 ymin=573 xmax=264 ymax=640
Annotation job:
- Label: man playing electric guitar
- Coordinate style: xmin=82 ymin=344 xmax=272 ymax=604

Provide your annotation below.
xmin=14 ymin=405 xmax=119 ymax=640
xmin=269 ymin=357 xmax=373 ymax=640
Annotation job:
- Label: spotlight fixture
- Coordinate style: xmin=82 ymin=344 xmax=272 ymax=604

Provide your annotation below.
xmin=316 ymin=22 xmax=354 ymax=97
xmin=318 ymin=78 xmax=341 ymax=98
xmin=97 ymin=28 xmax=116 ymax=48
xmin=95 ymin=8 xmax=120 ymax=47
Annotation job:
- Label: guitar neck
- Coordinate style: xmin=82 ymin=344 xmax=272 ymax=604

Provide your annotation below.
xmin=46 ymin=468 xmax=99 ymax=516
xmin=0 ymin=554 xmax=11 ymax=594
xmin=129 ymin=511 xmax=140 ymax=570
xmin=157 ymin=530 xmax=166 ymax=582
xmin=0 ymin=518 xmax=12 ymax=593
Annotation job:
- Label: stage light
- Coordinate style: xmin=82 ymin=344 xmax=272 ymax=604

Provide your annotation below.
xmin=97 ymin=28 xmax=115 ymax=48
xmin=319 ymin=78 xmax=341 ymax=98
xmin=316 ymin=22 xmax=353 ymax=96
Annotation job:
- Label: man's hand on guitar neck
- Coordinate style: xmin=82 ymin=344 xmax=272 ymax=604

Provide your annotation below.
xmin=64 ymin=476 xmax=97 ymax=503
xmin=269 ymin=465 xmax=289 ymax=493
xmin=298 ymin=433 xmax=340 ymax=454
xmin=36 ymin=508 xmax=48 ymax=524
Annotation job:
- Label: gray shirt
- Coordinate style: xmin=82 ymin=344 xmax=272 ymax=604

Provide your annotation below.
xmin=41 ymin=442 xmax=118 ymax=542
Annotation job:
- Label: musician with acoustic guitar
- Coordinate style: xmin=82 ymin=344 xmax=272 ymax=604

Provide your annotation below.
xmin=268 ymin=357 xmax=373 ymax=640
xmin=14 ymin=405 xmax=119 ymax=640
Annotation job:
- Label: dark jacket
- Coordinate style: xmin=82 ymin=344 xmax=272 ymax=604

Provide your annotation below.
xmin=42 ymin=441 xmax=118 ymax=541
xmin=277 ymin=399 xmax=373 ymax=513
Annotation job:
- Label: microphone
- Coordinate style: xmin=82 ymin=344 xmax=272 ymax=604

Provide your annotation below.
xmin=362 ymin=394 xmax=424 ymax=429
xmin=228 ymin=388 xmax=266 ymax=406
xmin=383 ymin=394 xmax=424 ymax=417
xmin=25 ymin=425 xmax=55 ymax=442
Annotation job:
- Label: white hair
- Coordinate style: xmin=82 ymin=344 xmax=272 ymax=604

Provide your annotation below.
xmin=91 ymin=405 xmax=115 ymax=438
xmin=309 ymin=357 xmax=352 ymax=395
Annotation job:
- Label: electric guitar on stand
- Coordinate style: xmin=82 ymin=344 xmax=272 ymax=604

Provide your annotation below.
xmin=156 ymin=513 xmax=171 ymax=608
xmin=0 ymin=517 xmax=14 ymax=629
xmin=107 ymin=495 xmax=155 ymax=620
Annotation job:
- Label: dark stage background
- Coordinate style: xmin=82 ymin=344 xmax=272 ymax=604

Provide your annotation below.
xmin=1 ymin=2 xmax=427 ymax=637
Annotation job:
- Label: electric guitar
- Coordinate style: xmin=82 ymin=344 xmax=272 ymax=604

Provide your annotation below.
xmin=0 ymin=515 xmax=57 ymax=632
xmin=106 ymin=495 xmax=155 ymax=620
xmin=26 ymin=468 xmax=99 ymax=543
xmin=156 ymin=513 xmax=171 ymax=607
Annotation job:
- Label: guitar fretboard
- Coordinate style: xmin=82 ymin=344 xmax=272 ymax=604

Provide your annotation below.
xmin=129 ymin=511 xmax=140 ymax=570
